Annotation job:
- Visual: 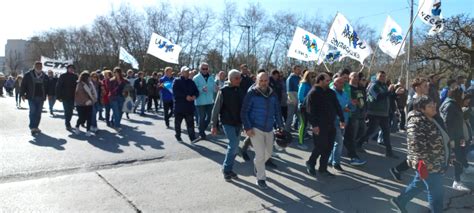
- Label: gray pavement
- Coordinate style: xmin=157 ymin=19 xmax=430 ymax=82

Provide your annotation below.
xmin=0 ymin=95 xmax=473 ymax=212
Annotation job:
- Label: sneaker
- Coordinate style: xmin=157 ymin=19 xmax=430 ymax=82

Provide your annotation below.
xmin=228 ymin=171 xmax=238 ymax=179
xmin=85 ymin=131 xmax=94 ymax=137
xmin=463 ymin=166 xmax=474 ymax=174
xmin=265 ymin=159 xmax=277 ymax=169
xmin=50 ymin=113 xmax=55 ymax=117
xmin=191 ymin=137 xmax=202 ymax=144
xmin=256 ymin=180 xmax=268 ymax=189
xmin=318 ymin=170 xmax=336 ymax=177
xmin=390 ymin=197 xmax=407 ymax=213
xmin=333 ymin=164 xmax=344 ymax=172
xmin=385 ymin=152 xmax=399 ymax=159
xmin=223 ymin=172 xmax=232 ymax=182
xmin=36 ymin=128 xmax=42 ymax=134
xmin=390 ymin=168 xmax=402 ymax=182
xmin=66 ymin=126 xmax=73 ymax=131
xmin=176 ymin=137 xmax=183 ymax=142
xmin=90 ymin=127 xmax=98 ymax=133
xmin=305 ymin=161 xmax=316 ymax=176
xmin=297 ymin=143 xmax=308 ymax=150
xmin=240 ymin=150 xmax=250 ymax=162
xmin=349 ymin=158 xmax=367 ymax=166
xmin=72 ymin=128 xmax=81 ymax=135
xmin=452 ymin=181 xmax=471 ymax=192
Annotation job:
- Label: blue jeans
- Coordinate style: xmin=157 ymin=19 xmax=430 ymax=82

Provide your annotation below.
xmin=222 ymin=124 xmax=242 ymax=172
xmin=285 ymin=104 xmax=298 ymax=131
xmin=104 ymin=103 xmax=111 ymax=123
xmin=28 ymin=97 xmax=44 ymax=129
xmin=91 ymin=102 xmax=100 ymax=128
xmin=62 ymin=99 xmax=75 ymax=128
xmin=197 ymin=104 xmax=213 ymax=137
xmin=396 ymin=172 xmax=444 ymax=213
xmin=48 ymin=96 xmax=56 ymax=113
xmin=110 ymin=97 xmax=125 ymax=128
xmin=329 ymin=127 xmax=344 ymax=165
xmin=134 ymin=95 xmax=147 ymax=114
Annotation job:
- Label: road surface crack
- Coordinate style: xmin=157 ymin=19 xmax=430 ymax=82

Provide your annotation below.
xmin=96 ymin=171 xmax=142 ymax=213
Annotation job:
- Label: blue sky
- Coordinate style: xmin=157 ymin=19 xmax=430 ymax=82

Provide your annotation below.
xmin=0 ymin=0 xmax=472 ymax=56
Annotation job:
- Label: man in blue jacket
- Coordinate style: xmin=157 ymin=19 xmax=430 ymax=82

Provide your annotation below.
xmin=241 ymin=72 xmax=283 ymax=189
xmin=172 ymin=66 xmax=199 ymax=143
xmin=160 ymin=67 xmax=175 ymax=128
xmin=193 ymin=62 xmax=216 ymax=141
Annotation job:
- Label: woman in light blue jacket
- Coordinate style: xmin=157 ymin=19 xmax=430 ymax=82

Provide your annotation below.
xmin=297 ymin=71 xmax=314 ymax=149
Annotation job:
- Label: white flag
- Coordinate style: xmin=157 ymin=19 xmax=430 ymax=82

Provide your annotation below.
xmin=40 ymin=56 xmax=73 ymax=75
xmin=326 ymin=13 xmax=372 ymax=64
xmin=119 ymin=47 xmax=139 ymax=69
xmin=287 ymin=27 xmax=325 ymax=62
xmin=147 ymin=33 xmax=181 ymax=64
xmin=378 ymin=16 xmax=405 ymax=59
xmin=418 ymin=0 xmax=444 ymax=35
xmin=318 ymin=45 xmax=343 ymax=65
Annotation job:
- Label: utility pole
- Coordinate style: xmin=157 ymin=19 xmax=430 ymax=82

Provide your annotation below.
xmin=406 ymin=0 xmax=414 ymax=89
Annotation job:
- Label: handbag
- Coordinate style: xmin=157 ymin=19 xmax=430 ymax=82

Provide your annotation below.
xmin=122 ymin=96 xmax=134 ymax=113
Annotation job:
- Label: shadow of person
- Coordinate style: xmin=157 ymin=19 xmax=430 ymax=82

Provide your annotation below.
xmin=29 ymin=133 xmax=67 ymax=150
xmin=126 ymin=118 xmax=153 ymax=126
xmin=86 ymin=125 xmax=164 ymax=153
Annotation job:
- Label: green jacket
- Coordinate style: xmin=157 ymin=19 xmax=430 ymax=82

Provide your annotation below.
xmin=366 ymin=81 xmax=390 ymax=117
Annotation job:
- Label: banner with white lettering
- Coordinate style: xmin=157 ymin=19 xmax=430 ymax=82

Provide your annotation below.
xmin=378 ymin=16 xmax=406 ymax=59
xmin=146 ymin=33 xmax=182 ymax=64
xmin=326 ymin=13 xmax=372 ymax=64
xmin=418 ymin=0 xmax=444 ymax=35
xmin=287 ymin=27 xmax=325 ymax=62
xmin=41 ymin=56 xmax=72 ymax=75
xmin=119 ymin=47 xmax=139 ymax=69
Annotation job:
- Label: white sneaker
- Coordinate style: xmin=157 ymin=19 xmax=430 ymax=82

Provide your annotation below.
xmin=464 ymin=166 xmax=474 ymax=174
xmin=85 ymin=131 xmax=94 ymax=137
xmin=72 ymin=128 xmax=81 ymax=135
xmin=90 ymin=126 xmax=98 ymax=133
xmin=297 ymin=144 xmax=308 ymax=150
xmin=452 ymin=181 xmax=471 ymax=192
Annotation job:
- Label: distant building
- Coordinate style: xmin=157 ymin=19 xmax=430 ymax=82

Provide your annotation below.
xmin=0 ymin=56 xmax=5 ymax=74
xmin=4 ymin=39 xmax=32 ymax=75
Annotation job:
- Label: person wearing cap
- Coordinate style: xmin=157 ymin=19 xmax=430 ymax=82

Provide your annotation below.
xmin=210 ymin=69 xmax=243 ymax=182
xmin=193 ymin=62 xmax=216 ymax=141
xmin=20 ymin=61 xmax=50 ymax=135
xmin=172 ymin=66 xmax=199 ymax=142
xmin=56 ymin=64 xmax=78 ymax=131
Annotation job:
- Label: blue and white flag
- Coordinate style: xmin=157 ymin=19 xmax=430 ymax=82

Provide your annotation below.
xmin=287 ymin=27 xmax=325 ymax=62
xmin=418 ymin=0 xmax=444 ymax=35
xmin=378 ymin=16 xmax=405 ymax=59
xmin=119 ymin=47 xmax=139 ymax=69
xmin=325 ymin=13 xmax=372 ymax=64
xmin=147 ymin=33 xmax=182 ymax=64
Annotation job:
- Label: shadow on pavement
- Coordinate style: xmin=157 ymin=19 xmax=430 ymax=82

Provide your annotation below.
xmin=65 ymin=124 xmax=164 ymax=153
xmin=29 ymin=133 xmax=67 ymax=150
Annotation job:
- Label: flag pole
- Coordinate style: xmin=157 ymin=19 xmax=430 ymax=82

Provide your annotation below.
xmin=316 ymin=12 xmax=339 ymax=73
xmin=367 ymin=46 xmax=380 ymax=77
xmin=389 ymin=0 xmax=425 ymax=74
xmin=322 ymin=61 xmax=331 ymax=73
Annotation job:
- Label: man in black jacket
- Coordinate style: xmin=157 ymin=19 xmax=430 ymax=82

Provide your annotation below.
xmin=211 ymin=69 xmax=243 ymax=182
xmin=305 ymin=72 xmax=345 ymax=177
xmin=20 ymin=61 xmax=49 ymax=135
xmin=133 ymin=71 xmax=148 ymax=116
xmin=46 ymin=70 xmax=58 ymax=117
xmin=56 ymin=64 xmax=78 ymax=131
xmin=172 ymin=66 xmax=199 ymax=142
